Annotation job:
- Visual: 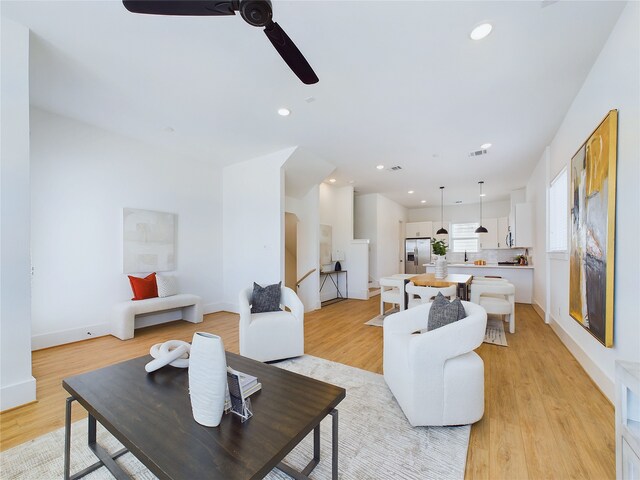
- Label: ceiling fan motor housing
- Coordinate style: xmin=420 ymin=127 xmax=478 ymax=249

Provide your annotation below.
xmin=239 ymin=0 xmax=273 ymax=26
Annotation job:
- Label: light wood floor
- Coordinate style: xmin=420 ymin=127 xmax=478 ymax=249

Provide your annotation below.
xmin=0 ymin=297 xmax=614 ymax=479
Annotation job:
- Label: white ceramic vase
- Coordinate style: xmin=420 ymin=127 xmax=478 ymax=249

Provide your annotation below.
xmin=188 ymin=332 xmax=227 ymax=427
xmin=435 ymin=255 xmax=447 ymax=279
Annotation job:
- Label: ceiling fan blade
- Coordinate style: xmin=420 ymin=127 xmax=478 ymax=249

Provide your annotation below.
xmin=264 ymin=22 xmax=318 ymax=85
xmin=123 ymin=1 xmax=236 ymax=16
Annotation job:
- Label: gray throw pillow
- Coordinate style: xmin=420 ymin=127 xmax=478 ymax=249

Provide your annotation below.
xmin=251 ymin=282 xmax=282 ymax=313
xmin=427 ymin=292 xmax=467 ymax=331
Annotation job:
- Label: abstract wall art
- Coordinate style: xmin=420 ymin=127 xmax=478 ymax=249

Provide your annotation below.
xmin=569 ymin=109 xmax=618 ymax=347
xmin=123 ymin=208 xmax=176 ymax=274
xmin=319 ymin=224 xmax=332 ymax=270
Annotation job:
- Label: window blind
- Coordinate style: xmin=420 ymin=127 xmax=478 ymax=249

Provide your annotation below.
xmin=451 ymin=222 xmax=479 ymax=253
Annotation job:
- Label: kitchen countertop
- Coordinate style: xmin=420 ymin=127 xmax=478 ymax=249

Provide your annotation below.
xmin=424 ymin=263 xmax=534 ymax=270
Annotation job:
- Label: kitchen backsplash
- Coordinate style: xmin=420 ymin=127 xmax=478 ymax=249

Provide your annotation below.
xmin=445 ymin=248 xmax=531 ymax=265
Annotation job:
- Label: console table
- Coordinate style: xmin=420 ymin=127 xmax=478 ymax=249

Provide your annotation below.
xmin=320 ymin=270 xmax=348 ymax=305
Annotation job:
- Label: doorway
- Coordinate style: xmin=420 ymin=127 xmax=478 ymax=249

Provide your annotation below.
xmin=284 ymin=212 xmax=298 ymax=291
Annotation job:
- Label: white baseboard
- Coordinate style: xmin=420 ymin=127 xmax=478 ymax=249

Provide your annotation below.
xmin=32 ymin=303 xmax=237 ymax=351
xmin=1 ymin=376 xmax=36 ymax=411
xmin=203 ymin=302 xmax=235 ymax=315
xmin=31 ymin=323 xmax=111 ymax=351
xmin=532 ymin=302 xmax=545 ymax=321
xmin=548 ymin=314 xmax=614 ymax=403
xmin=208 ymin=302 xmax=238 ymax=314
xmin=348 ymin=289 xmax=369 ymax=300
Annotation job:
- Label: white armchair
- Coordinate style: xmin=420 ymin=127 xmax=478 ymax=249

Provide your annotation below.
xmin=239 ymin=286 xmax=304 ymax=362
xmin=383 ymin=301 xmax=487 ymax=426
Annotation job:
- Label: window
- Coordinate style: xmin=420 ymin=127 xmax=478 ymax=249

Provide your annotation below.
xmin=549 ymin=167 xmax=568 ymax=252
xmin=451 ymin=222 xmax=479 ymax=253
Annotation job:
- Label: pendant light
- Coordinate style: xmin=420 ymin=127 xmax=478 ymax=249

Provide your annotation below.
xmin=475 ymin=181 xmax=488 ymax=233
xmin=436 ymin=186 xmax=448 ymax=235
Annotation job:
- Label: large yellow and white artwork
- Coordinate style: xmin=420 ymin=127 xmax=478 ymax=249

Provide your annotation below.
xmin=569 ymin=110 xmax=617 ymax=347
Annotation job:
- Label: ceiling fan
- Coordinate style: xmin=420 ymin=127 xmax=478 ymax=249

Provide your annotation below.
xmin=122 ymin=0 xmax=319 ymax=84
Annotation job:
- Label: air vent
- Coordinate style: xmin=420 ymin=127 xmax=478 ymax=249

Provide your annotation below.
xmin=469 ymin=149 xmax=488 ymax=157
xmin=388 ymin=165 xmax=403 ymax=171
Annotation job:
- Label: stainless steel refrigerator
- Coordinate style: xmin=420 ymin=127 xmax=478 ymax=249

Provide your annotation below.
xmin=405 ymin=237 xmax=431 ymax=274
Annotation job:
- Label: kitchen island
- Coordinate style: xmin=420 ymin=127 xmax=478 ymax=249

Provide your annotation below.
xmin=424 ymin=263 xmax=534 ymax=303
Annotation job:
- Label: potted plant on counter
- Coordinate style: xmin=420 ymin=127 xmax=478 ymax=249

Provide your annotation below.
xmin=432 ymin=239 xmax=448 ymax=279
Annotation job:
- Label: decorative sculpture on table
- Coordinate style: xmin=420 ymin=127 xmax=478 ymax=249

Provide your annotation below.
xmin=144 ymin=340 xmax=191 ymax=373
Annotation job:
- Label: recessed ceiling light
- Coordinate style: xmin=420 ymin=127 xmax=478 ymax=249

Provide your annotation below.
xmin=470 ymin=23 xmax=492 ymax=40
xmin=481 ymin=143 xmax=492 ymax=149
xmin=376 ymin=165 xmax=385 ymax=170
xmin=480 ymin=193 xmax=486 ymax=197
xmin=408 ymin=190 xmax=414 ymax=194
xmin=329 ymin=178 xmax=336 ymax=183
xmin=421 ymin=200 xmax=427 ymax=204
xmin=277 ymin=107 xmax=291 ymax=116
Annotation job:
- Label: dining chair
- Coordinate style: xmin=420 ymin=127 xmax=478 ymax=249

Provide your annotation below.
xmin=379 ymin=276 xmax=408 ymax=314
xmin=405 ymin=282 xmax=457 ymax=308
xmin=470 ymin=281 xmax=516 ymax=333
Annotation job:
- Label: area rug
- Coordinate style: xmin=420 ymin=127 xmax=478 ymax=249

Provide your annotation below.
xmin=484 ymin=318 xmax=508 ymax=346
xmin=365 ymin=309 xmax=508 ymax=347
xmin=364 ymin=307 xmax=398 ymax=326
xmin=0 ymin=356 xmax=470 ymax=480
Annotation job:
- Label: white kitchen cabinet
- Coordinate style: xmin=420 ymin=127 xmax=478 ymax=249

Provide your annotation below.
xmin=497 ymin=216 xmax=510 ymax=249
xmin=616 ymin=361 xmax=640 ymax=480
xmin=406 ymin=221 xmax=432 ymax=238
xmin=479 ymin=218 xmax=498 ymax=249
xmin=511 ymin=203 xmax=533 ymax=247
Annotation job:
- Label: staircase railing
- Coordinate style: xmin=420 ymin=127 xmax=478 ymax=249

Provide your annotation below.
xmin=296 ymin=268 xmax=316 ymax=291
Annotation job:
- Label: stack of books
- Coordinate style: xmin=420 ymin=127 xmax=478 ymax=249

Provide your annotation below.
xmin=224 ymin=367 xmax=261 ymax=410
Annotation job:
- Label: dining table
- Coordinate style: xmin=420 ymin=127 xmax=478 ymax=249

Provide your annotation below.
xmin=409 ymin=273 xmax=473 ymax=301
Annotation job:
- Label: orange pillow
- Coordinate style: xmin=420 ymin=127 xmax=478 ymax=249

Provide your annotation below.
xmin=128 ymin=273 xmax=158 ymax=301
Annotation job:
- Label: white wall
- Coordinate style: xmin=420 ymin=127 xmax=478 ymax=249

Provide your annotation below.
xmin=29 ymin=109 xmax=224 ymax=349
xmin=526 ymin=148 xmax=548 ymax=313
xmin=376 ymin=194 xmax=408 ymax=278
xmin=531 ymin=2 xmax=640 ymax=401
xmin=319 ymin=183 xmax=361 ymax=300
xmin=222 ymin=148 xmax=293 ymax=310
xmin=285 ymin=189 xmax=321 ymax=311
xmin=354 ymin=194 xmax=378 ymax=282
xmin=354 ymin=193 xmax=407 ymax=281
xmin=0 ymin=18 xmax=36 ymax=410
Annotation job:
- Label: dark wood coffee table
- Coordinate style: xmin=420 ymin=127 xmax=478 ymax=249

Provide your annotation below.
xmin=62 ymin=352 xmax=346 ymax=480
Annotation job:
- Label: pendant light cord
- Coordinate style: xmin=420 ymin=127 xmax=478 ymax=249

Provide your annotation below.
xmin=441 ymin=187 xmax=444 ymax=228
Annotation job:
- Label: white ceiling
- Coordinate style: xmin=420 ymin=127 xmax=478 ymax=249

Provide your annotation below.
xmin=2 ymin=0 xmax=625 ymax=207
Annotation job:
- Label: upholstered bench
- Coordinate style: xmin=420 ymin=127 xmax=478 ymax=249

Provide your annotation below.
xmin=112 ymin=294 xmax=203 ymax=340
